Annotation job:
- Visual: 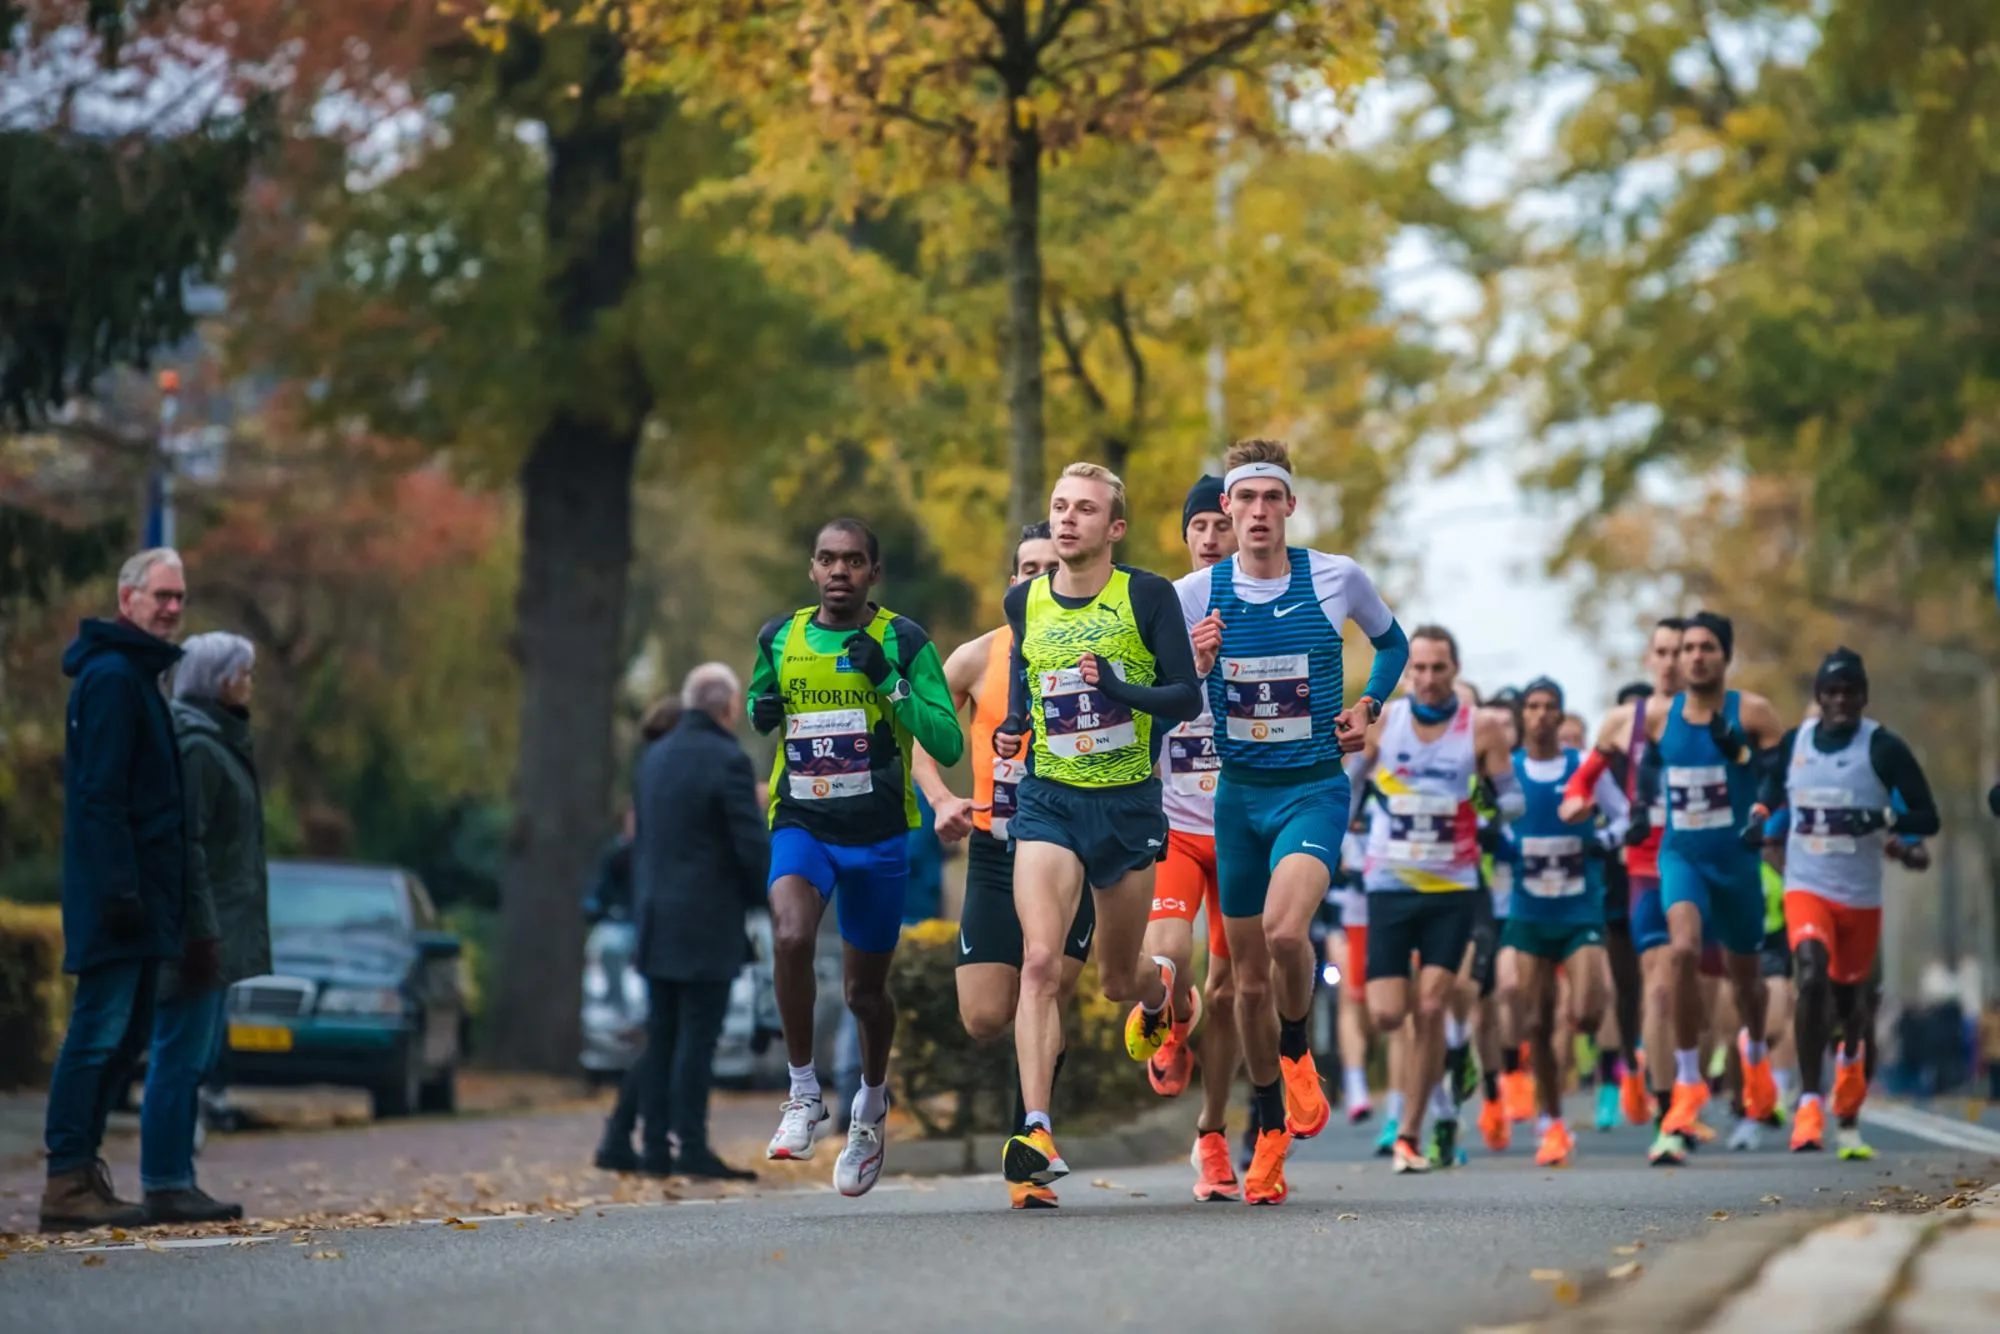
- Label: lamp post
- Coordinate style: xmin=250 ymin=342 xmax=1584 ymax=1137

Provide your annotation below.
xmin=143 ymin=369 xmax=179 ymax=549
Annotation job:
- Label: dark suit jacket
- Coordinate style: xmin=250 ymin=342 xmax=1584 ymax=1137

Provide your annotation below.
xmin=634 ymin=711 xmax=771 ymax=982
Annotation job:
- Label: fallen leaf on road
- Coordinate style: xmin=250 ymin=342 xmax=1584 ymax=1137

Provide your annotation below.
xmin=769 ymin=1251 xmax=784 ymax=1261
xmin=1128 ymin=1192 xmax=1148 ymax=1199
xmin=1529 ymin=1269 xmax=1565 ymax=1283
xmin=1608 ymin=1262 xmax=1643 ymax=1281
xmin=1760 ymin=1195 xmax=1781 ymax=1205
xmin=1090 ymin=1179 xmax=1119 ymax=1190
xmin=1955 ymin=1178 xmax=1983 ymax=1189
xmin=82 ymin=1255 xmax=105 ymax=1267
xmin=305 ymin=1250 xmax=343 ymax=1261
xmin=451 ymin=1222 xmax=479 ymax=1231
xmin=1709 ymin=1211 xmax=1730 ymax=1221
xmin=443 ymin=1217 xmax=463 ymax=1226
xmin=1612 ymin=1245 xmax=1640 ymax=1256
xmin=1338 ymin=1213 xmax=1359 ymax=1222
xmin=143 ymin=1240 xmax=165 ymax=1253
xmin=108 ymin=1228 xmax=128 ymax=1242
xmin=1554 ymin=1281 xmax=1580 ymax=1304
xmin=1942 ymin=1194 xmax=1973 ymax=1209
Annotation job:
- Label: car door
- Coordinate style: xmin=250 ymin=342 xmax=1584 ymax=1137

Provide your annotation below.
xmin=405 ymin=875 xmax=462 ymax=1070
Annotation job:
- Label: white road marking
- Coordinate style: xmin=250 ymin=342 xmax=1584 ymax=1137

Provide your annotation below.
xmin=1860 ymin=1101 xmax=2000 ymax=1156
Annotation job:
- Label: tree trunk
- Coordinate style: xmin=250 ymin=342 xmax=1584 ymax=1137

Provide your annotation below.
xmin=487 ymin=26 xmax=651 ymax=1074
xmin=1003 ymin=110 xmax=1046 ymax=538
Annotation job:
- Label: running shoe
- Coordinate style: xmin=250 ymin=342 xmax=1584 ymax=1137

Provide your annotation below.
xmin=1244 ymin=1128 xmax=1291 ymax=1205
xmin=1003 ymin=1126 xmax=1069 ymax=1186
xmin=1647 ymin=1129 xmax=1687 ymax=1166
xmin=1594 ymin=1082 xmax=1621 ymax=1133
xmin=1346 ymin=1095 xmax=1374 ymax=1126
xmin=1727 ymin=1117 xmax=1762 ymax=1152
xmin=1142 ymin=986 xmax=1202 ymax=1097
xmin=834 ymin=1111 xmax=887 ymax=1197
xmin=1429 ymin=1118 xmax=1466 ymax=1168
xmin=1479 ymin=1096 xmax=1511 ymax=1152
xmin=1502 ymin=1070 xmax=1536 ymax=1123
xmin=1535 ymin=1119 xmax=1575 ymax=1167
xmin=1391 ymin=1137 xmax=1432 ymax=1174
xmin=1660 ymin=1080 xmax=1712 ymax=1140
xmin=1281 ymin=1050 xmax=1331 ymax=1139
xmin=1190 ymin=1129 xmax=1243 ymax=1203
xmin=1009 ymin=1181 xmax=1059 ymax=1210
xmin=1446 ymin=1043 xmax=1480 ymax=1110
xmin=1832 ymin=1060 xmax=1868 ymax=1122
xmin=1123 ymin=960 xmax=1178 ymax=1062
xmin=766 ymin=1095 xmax=830 ymax=1161
xmin=1835 ymin=1126 xmax=1874 ymax=1161
xmin=1373 ymin=1116 xmax=1400 ymax=1157
xmin=1790 ymin=1099 xmax=1826 ymax=1153
xmin=1738 ymin=1034 xmax=1779 ymax=1123
xmin=1620 ymin=1066 xmax=1653 ymax=1126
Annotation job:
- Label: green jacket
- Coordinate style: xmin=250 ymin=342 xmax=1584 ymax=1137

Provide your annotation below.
xmin=171 ymin=698 xmax=271 ymax=987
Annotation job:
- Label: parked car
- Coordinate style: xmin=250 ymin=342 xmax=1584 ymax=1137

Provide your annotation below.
xmin=215 ymin=860 xmax=467 ymax=1119
xmin=581 ymin=907 xmax=843 ymax=1089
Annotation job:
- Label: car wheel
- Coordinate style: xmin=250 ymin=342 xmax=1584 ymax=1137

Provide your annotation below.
xmin=419 ymin=1064 xmax=457 ymax=1114
xmin=371 ymin=1045 xmax=422 ymax=1119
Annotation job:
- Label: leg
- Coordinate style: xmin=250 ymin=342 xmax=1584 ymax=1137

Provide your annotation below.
xmin=769 ymin=874 xmax=831 ymax=1070
xmin=955 ymin=833 xmax=1027 ymax=1047
xmin=668 ymin=979 xmax=734 ymax=1157
xmin=140 ymin=985 xmax=229 ymax=1195
xmin=957 ymin=965 xmax=1021 ymax=1047
xmin=1568 ymin=944 xmax=1610 ymax=1038
xmin=1518 ymin=952 xmax=1560 ymax=1118
xmin=1793 ymin=940 xmax=1833 ymax=1100
xmin=1199 ymin=945 xmax=1242 ymax=1131
xmin=45 ymin=961 xmax=148 ymax=1177
xmin=1012 ymin=841 xmax=1088 ymax=1116
xmin=1666 ymin=901 xmax=1706 ymax=1054
xmin=1402 ymin=964 xmax=1455 ymax=1145
xmin=1605 ymin=920 xmax=1643 ymax=1069
xmin=841 ymin=945 xmax=897 ymax=1089
xmin=640 ymin=979 xmax=683 ymax=1165
xmin=603 ymin=1048 xmax=646 ymax=1155
xmin=1233 ymin=914 xmax=1282 ymax=1086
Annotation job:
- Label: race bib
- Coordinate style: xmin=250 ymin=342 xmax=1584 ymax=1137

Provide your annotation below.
xmin=1793 ymin=786 xmax=1860 ymax=855
xmin=1519 ymin=835 xmax=1586 ymax=898
xmin=1666 ymin=765 xmax=1733 ymax=831
xmin=1488 ymin=858 xmax=1514 ymax=917
xmin=1167 ymin=716 xmax=1219 ymax=797
xmin=990 ymin=755 xmax=1023 ymax=841
xmin=1385 ymin=792 xmax=1460 ymax=865
xmin=784 ymin=709 xmax=873 ymax=800
xmin=1038 ymin=664 xmax=1137 ymax=758
xmin=1222 ymin=654 xmax=1312 ymax=743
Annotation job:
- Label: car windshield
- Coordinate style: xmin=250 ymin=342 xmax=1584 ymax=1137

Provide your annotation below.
xmin=268 ymin=867 xmax=407 ymax=937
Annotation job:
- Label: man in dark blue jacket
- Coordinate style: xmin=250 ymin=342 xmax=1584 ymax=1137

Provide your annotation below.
xmin=40 ymin=549 xmax=190 ymax=1232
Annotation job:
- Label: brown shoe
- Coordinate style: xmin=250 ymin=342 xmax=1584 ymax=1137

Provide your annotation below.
xmin=40 ymin=1166 xmax=147 ymax=1233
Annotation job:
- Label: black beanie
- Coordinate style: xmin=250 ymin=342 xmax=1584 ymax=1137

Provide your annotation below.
xmin=1522 ymin=676 xmax=1565 ymax=712
xmin=1687 ymin=610 xmax=1735 ymax=661
xmin=1816 ymin=646 xmax=1868 ymax=696
xmin=1183 ymin=475 xmax=1226 ymax=537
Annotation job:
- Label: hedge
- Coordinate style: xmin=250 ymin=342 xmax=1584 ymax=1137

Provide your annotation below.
xmin=889 ymin=918 xmax=1163 ymax=1139
xmin=0 ymin=901 xmax=70 ymax=1089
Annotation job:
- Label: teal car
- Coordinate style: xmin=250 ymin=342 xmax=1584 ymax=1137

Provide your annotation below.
xmin=216 ymin=860 xmax=467 ymax=1119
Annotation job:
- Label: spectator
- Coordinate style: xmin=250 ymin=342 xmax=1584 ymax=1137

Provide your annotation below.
xmin=140 ymin=633 xmax=268 ymax=1223
xmin=40 ymin=549 xmax=189 ymax=1233
xmin=630 ymin=663 xmax=768 ymax=1179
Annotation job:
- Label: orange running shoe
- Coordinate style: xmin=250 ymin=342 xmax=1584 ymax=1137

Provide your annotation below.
xmin=1009 ymin=1181 xmax=1059 ymax=1209
xmin=1660 ymin=1080 xmax=1712 ymax=1139
xmin=1479 ymin=1095 xmax=1512 ymax=1151
xmin=1122 ymin=960 xmax=1178 ymax=1062
xmin=1738 ymin=1033 xmax=1778 ymax=1123
xmin=1790 ymin=1098 xmax=1826 ymax=1153
xmin=1244 ymin=1128 xmax=1291 ymax=1204
xmin=1832 ymin=1059 xmax=1868 ymax=1122
xmin=1191 ymin=1129 xmax=1243 ymax=1203
xmin=1535 ymin=1119 xmax=1575 ymax=1167
xmin=1002 ymin=1126 xmax=1069 ymax=1186
xmin=1620 ymin=1068 xmax=1653 ymax=1126
xmin=1502 ymin=1070 xmax=1536 ymax=1123
xmin=1144 ymin=987 xmax=1203 ymax=1097
xmin=1281 ymin=1051 xmax=1331 ymax=1139
xmin=1391 ymin=1137 xmax=1432 ymax=1175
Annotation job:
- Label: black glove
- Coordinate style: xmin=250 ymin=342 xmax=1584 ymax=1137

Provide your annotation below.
xmin=101 ymin=893 xmax=150 ymax=943
xmin=1585 ymin=830 xmax=1620 ymax=861
xmin=1621 ymin=807 xmax=1652 ymax=849
xmin=1847 ymin=807 xmax=1890 ymax=836
xmin=1738 ymin=813 xmax=1768 ymax=850
xmin=842 ymin=632 xmax=893 ymax=689
xmin=751 ymin=693 xmax=786 ymax=734
xmin=1476 ymin=823 xmax=1508 ymax=857
xmin=182 ymin=937 xmax=222 ymax=991
xmin=1987 ymin=782 xmax=2000 ymax=818
xmin=1707 ymin=711 xmax=1750 ymax=765
xmin=1473 ymin=774 xmax=1498 ymax=814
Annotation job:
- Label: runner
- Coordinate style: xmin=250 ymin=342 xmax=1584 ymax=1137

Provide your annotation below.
xmin=1335 ymin=829 xmax=1376 ymax=1124
xmin=1351 ymin=625 xmax=1518 ymax=1175
xmin=1133 ymin=476 xmax=1256 ymax=1202
xmin=1591 ymin=681 xmax=1653 ymax=1133
xmin=1632 ymin=611 xmax=1787 ymax=1167
xmin=1177 ymin=437 xmax=1410 ymax=1202
xmin=1561 ymin=620 xmax=1689 ymax=1161
xmin=749 ymin=519 xmax=965 ymax=1196
xmin=1747 ymin=648 xmax=1938 ymax=1159
xmin=996 ymin=463 xmax=1204 ymax=1198
xmin=908 ymin=523 xmax=1097 ymax=1209
xmin=1504 ymin=678 xmax=1629 ymax=1166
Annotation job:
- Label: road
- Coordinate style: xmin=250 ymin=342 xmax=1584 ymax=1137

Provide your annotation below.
xmin=5 ymin=1098 xmax=1995 ymax=1334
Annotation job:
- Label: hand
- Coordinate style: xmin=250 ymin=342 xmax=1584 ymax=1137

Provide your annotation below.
xmin=1585 ymin=830 xmax=1618 ymax=861
xmin=1557 ymin=795 xmax=1593 ymax=824
xmin=1738 ymin=803 xmax=1771 ymax=850
xmin=1621 ymin=807 xmax=1652 ymax=849
xmin=1077 ymin=652 xmax=1102 ymax=687
xmin=101 ymin=893 xmax=150 ymax=943
xmin=1190 ymin=611 xmax=1223 ymax=677
xmin=1848 ymin=807 xmax=1891 ymax=836
xmin=1333 ymin=705 xmax=1369 ymax=754
xmin=993 ymin=716 xmax=1027 ymax=760
xmin=751 ymin=693 xmax=786 ymax=734
xmin=1707 ymin=711 xmax=1749 ymax=765
xmin=932 ymin=796 xmax=987 ymax=844
xmin=182 ymin=937 xmax=221 ymax=991
xmin=1888 ymin=839 xmax=1932 ymax=872
xmin=1475 ymin=823 xmax=1508 ymax=857
xmin=843 ymin=632 xmax=893 ymax=689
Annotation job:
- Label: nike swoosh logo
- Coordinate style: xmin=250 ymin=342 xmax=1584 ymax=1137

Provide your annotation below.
xmin=960 ymin=930 xmax=972 ymax=956
xmin=1273 ymin=604 xmax=1305 ymax=619
xmin=1075 ymin=924 xmax=1095 ymax=953
xmin=1302 ymin=841 xmax=1328 ymax=852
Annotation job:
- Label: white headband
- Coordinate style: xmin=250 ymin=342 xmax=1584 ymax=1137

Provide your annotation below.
xmin=1223 ymin=461 xmax=1294 ymax=494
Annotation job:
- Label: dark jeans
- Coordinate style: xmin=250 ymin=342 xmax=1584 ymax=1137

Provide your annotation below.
xmin=140 ymin=984 xmax=227 ymax=1192
xmin=640 ymin=978 xmax=731 ymax=1160
xmin=45 ymin=960 xmax=158 ymax=1176
xmin=603 ymin=1047 xmax=649 ymax=1149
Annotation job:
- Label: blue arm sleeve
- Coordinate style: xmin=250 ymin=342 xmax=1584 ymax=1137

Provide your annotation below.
xmin=1361 ymin=618 xmax=1409 ymax=707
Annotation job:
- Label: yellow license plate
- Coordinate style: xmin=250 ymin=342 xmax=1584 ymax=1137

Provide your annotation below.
xmin=228 ymin=1024 xmax=294 ymax=1052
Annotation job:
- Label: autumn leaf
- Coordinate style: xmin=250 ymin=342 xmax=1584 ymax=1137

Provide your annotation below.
xmin=82 ymin=1255 xmax=105 ymax=1267
xmin=1710 ymin=1211 xmax=1731 ymax=1221
xmin=1608 ymin=1262 xmax=1643 ymax=1281
xmin=1338 ymin=1213 xmax=1360 ymax=1222
xmin=1530 ymin=1269 xmax=1566 ymax=1283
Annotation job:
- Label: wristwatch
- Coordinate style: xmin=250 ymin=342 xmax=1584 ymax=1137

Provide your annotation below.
xmin=883 ymin=676 xmax=912 ymax=704
xmin=1359 ymin=696 xmax=1382 ymax=722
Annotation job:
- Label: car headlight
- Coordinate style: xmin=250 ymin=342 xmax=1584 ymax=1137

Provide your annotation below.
xmin=317 ymin=986 xmax=406 ymax=1016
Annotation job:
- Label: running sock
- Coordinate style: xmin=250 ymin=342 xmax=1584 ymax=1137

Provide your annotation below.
xmin=1142 ymin=956 xmax=1175 ymax=1015
xmin=1482 ymin=1071 xmax=1501 ymax=1102
xmin=1252 ymin=1079 xmax=1285 ymax=1134
xmin=1015 ymin=1051 xmax=1067 ymax=1132
xmin=1742 ymin=1034 xmax=1768 ymax=1064
xmin=1798 ymin=1092 xmax=1823 ymax=1110
xmin=788 ymin=1064 xmax=821 ymax=1102
xmin=1673 ymin=1048 xmax=1702 ymax=1085
xmin=1444 ymin=1013 xmax=1470 ymax=1048
xmin=1429 ymin=1082 xmax=1456 ymax=1122
xmin=1024 ymin=1110 xmax=1052 ymax=1135
xmin=1278 ymin=1012 xmax=1310 ymax=1061
xmin=1501 ymin=1048 xmax=1523 ymax=1075
xmin=1344 ymin=1067 xmax=1370 ymax=1105
xmin=1835 ymin=1047 xmax=1863 ymax=1069
xmin=1385 ymin=1090 xmax=1406 ymax=1122
xmin=1536 ymin=1113 xmax=1553 ymax=1135
xmin=1597 ymin=1049 xmax=1620 ymax=1086
xmin=1775 ymin=1067 xmax=1798 ymax=1105
xmin=853 ymin=1081 xmax=888 ymax=1125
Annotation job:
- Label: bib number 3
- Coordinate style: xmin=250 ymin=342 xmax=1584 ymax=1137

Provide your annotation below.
xmin=1222 ymin=654 xmax=1312 ymax=743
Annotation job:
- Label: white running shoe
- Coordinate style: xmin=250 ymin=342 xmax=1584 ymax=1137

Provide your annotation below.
xmin=766 ymin=1096 xmax=830 ymax=1161
xmin=1727 ymin=1117 xmax=1762 ymax=1152
xmin=834 ymin=1112 xmax=887 ymax=1197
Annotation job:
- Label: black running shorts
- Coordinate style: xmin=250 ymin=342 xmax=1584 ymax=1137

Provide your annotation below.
xmin=1008 ymin=775 xmax=1168 ymax=890
xmin=1365 ymin=890 xmax=1479 ymax=981
xmin=956 ymin=831 xmax=1096 ymax=968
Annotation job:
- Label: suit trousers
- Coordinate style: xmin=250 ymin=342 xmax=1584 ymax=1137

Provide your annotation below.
xmin=640 ymin=978 xmax=733 ymax=1159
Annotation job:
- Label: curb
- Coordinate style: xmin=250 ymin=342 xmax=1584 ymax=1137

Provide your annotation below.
xmin=889 ymin=1098 xmax=1202 ymax=1179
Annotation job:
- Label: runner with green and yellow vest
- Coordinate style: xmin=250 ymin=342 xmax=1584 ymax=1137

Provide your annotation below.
xmin=993 ymin=462 xmax=1204 ymax=1194
xmin=747 ymin=518 xmax=963 ymax=1199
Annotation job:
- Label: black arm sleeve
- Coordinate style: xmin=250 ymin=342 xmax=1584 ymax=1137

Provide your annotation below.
xmin=1756 ymin=727 xmax=1798 ymax=812
xmin=1003 ymin=581 xmax=1031 ymax=726
xmin=1087 ymin=571 xmax=1203 ymax=722
xmin=1872 ymin=727 xmax=1941 ymax=837
xmin=1637 ymin=735 xmax=1662 ymax=808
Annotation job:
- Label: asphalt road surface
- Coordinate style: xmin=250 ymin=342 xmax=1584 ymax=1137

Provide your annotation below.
xmin=7 ymin=1098 xmax=1996 ymax=1334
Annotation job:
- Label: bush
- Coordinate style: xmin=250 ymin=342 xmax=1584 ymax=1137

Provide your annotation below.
xmin=0 ymin=901 xmax=71 ymax=1089
xmin=889 ymin=918 xmax=1160 ymax=1138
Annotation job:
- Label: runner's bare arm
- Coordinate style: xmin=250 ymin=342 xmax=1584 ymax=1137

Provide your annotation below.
xmin=1739 ymin=691 xmax=1787 ymax=750
xmin=1476 ymin=708 xmax=1525 ymax=820
xmin=1591 ymin=700 xmax=1636 ymax=756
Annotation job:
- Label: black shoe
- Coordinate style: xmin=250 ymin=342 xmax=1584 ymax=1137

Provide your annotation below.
xmin=637 ymin=1151 xmax=677 ymax=1177
xmin=144 ymin=1186 xmax=245 ymax=1223
xmin=674 ymin=1149 xmax=757 ymax=1182
xmin=594 ymin=1141 xmax=641 ymax=1173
